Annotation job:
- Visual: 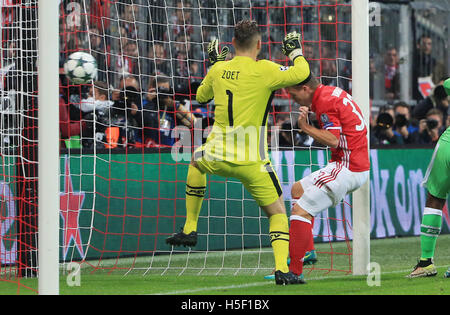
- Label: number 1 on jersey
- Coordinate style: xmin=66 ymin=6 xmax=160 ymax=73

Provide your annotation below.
xmin=226 ymin=90 xmax=234 ymax=127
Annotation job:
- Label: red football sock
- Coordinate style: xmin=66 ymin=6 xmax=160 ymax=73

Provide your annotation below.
xmin=289 ymin=218 xmax=312 ymax=276
xmin=308 ymin=217 xmax=315 ymax=251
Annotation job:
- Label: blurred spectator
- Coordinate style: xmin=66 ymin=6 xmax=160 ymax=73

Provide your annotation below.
xmin=115 ymin=85 xmax=144 ymax=146
xmin=120 ymin=75 xmax=141 ymax=92
xmin=168 ymin=1 xmax=194 ymax=41
xmin=89 ymin=0 xmax=111 ymax=30
xmin=74 ymin=81 xmax=114 ymax=148
xmin=413 ymin=82 xmax=449 ymax=124
xmin=77 ymin=81 xmax=113 ymax=114
xmin=173 ymin=33 xmax=190 ymax=68
xmin=320 ymin=51 xmax=351 ymax=91
xmin=122 ymin=40 xmax=140 ymax=74
xmin=120 ymin=3 xmax=138 ymax=40
xmin=392 ymin=102 xmax=419 ymax=144
xmin=303 ymin=43 xmax=320 ymax=76
xmin=172 ymin=33 xmax=193 ymax=95
xmin=372 ymin=110 xmax=399 ymax=145
xmin=61 ymin=21 xmax=84 ymax=55
xmin=384 ymin=47 xmax=400 ymax=100
xmin=380 ymin=104 xmax=395 ymax=121
xmin=143 ymin=76 xmax=198 ymax=146
xmin=114 ymin=38 xmax=139 ymax=76
xmin=112 ymin=75 xmax=141 ymax=102
xmin=146 ymin=42 xmax=172 ymax=76
xmin=2 ymin=41 xmax=17 ymax=92
xmin=88 ymin=26 xmax=108 ymax=82
xmin=188 ymin=58 xmax=204 ymax=83
xmin=110 ymin=75 xmax=145 ymax=146
xmin=412 ymin=35 xmax=448 ymax=100
xmin=321 ymin=59 xmax=337 ymax=86
xmin=107 ymin=26 xmax=136 ymax=82
xmin=274 ymin=114 xmax=292 ymax=148
xmin=417 ymin=108 xmax=445 ymax=144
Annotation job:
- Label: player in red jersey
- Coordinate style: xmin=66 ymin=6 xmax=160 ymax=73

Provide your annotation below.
xmin=285 ymin=76 xmax=370 ymax=280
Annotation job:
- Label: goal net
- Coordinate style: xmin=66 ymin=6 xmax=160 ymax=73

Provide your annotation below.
xmin=0 ymin=0 xmax=356 ymax=293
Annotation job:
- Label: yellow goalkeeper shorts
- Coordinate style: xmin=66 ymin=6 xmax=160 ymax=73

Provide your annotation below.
xmin=193 ymin=150 xmax=283 ymax=207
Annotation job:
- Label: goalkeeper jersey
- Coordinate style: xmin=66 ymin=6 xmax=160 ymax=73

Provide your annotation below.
xmin=196 ymin=55 xmax=310 ymax=164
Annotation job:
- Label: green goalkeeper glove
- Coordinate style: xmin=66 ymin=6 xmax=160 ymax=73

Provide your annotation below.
xmin=282 ymin=31 xmax=303 ymax=61
xmin=208 ymin=39 xmax=229 ymax=65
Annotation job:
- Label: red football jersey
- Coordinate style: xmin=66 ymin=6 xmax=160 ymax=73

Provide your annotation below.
xmin=311 ymin=84 xmax=370 ymax=172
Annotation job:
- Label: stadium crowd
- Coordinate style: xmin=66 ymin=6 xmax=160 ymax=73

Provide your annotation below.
xmin=54 ymin=0 xmax=449 ymax=150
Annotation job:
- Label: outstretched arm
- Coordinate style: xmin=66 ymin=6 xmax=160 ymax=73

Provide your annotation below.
xmin=265 ymin=32 xmax=311 ymax=91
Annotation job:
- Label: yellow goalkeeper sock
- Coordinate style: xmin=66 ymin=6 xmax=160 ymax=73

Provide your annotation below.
xmin=183 ymin=165 xmax=206 ymax=235
xmin=269 ymin=213 xmax=290 ymax=273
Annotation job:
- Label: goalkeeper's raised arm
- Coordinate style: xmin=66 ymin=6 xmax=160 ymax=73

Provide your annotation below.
xmin=265 ymin=31 xmax=312 ymax=90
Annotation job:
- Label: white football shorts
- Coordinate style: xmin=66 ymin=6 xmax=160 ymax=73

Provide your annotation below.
xmin=296 ymin=162 xmax=369 ymax=217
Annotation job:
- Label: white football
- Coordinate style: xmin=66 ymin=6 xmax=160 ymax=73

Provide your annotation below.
xmin=64 ymin=52 xmax=98 ymax=84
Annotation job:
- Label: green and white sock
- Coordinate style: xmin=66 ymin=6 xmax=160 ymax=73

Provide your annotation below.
xmin=420 ymin=207 xmax=442 ymax=260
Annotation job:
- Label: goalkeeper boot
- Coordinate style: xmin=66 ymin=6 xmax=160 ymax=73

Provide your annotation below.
xmin=166 ymin=228 xmax=198 ymax=247
xmin=406 ymin=258 xmax=437 ymax=278
xmin=264 ymin=258 xmax=291 ymax=280
xmin=266 ymin=252 xmax=317 ymax=279
xmin=303 ymin=250 xmax=318 ymax=266
xmin=274 ymin=270 xmax=306 ymax=285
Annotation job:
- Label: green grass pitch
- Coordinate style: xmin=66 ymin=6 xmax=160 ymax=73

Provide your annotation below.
xmin=1 ymin=235 xmax=449 ymax=295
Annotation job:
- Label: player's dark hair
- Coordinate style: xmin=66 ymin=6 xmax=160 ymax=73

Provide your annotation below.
xmin=234 ymin=19 xmax=261 ymax=50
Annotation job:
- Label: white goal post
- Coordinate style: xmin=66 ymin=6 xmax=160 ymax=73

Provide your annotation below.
xmin=351 ymin=0 xmax=371 ymax=276
xmin=38 ymin=0 xmax=60 ymax=295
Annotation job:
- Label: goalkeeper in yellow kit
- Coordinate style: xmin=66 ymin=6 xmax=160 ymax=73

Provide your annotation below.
xmin=166 ymin=20 xmax=311 ymax=285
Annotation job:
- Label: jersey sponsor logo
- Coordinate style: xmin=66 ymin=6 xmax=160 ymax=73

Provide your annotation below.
xmin=279 ymin=66 xmax=289 ymax=71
